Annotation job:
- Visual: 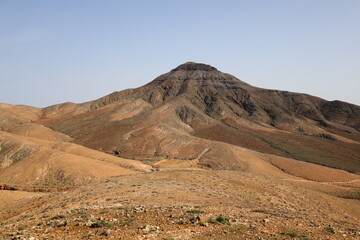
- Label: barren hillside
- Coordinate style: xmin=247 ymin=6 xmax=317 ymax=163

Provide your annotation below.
xmin=0 ymin=62 xmax=359 ymax=239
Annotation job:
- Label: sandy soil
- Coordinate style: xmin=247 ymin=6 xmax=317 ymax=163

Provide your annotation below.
xmin=0 ymin=167 xmax=359 ymax=240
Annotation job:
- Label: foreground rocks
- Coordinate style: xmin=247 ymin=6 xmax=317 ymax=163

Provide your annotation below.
xmin=1 ymin=170 xmax=359 ymax=239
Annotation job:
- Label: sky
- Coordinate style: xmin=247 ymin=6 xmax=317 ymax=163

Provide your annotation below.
xmin=0 ymin=0 xmax=359 ymax=107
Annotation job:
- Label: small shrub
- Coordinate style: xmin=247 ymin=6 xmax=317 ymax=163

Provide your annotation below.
xmin=279 ymin=232 xmax=311 ymax=239
xmin=51 ymin=215 xmax=65 ymax=220
xmin=207 ymin=218 xmax=218 ymax=224
xmin=89 ymin=221 xmax=112 ymax=228
xmin=207 ymin=215 xmax=230 ymax=225
xmin=325 ymin=226 xmax=335 ymax=234
xmin=123 ymin=217 xmax=136 ymax=226
xmin=216 ymin=216 xmax=229 ymax=224
xmin=251 ymin=209 xmax=270 ymax=214
xmin=186 ymin=210 xmax=204 ymax=214
xmin=90 ymin=222 xmax=102 ymax=228
xmin=279 ymin=232 xmax=298 ymax=237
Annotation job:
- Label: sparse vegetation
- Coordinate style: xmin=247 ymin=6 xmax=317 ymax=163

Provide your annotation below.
xmin=279 ymin=232 xmax=311 ymax=239
xmin=216 ymin=216 xmax=229 ymax=224
xmin=335 ymin=191 xmax=360 ymax=200
xmin=251 ymin=209 xmax=270 ymax=214
xmin=51 ymin=215 xmax=65 ymax=220
xmin=207 ymin=218 xmax=218 ymax=224
xmin=122 ymin=217 xmax=136 ymax=226
xmin=279 ymin=232 xmax=298 ymax=237
xmin=186 ymin=210 xmax=204 ymax=214
xmin=324 ymin=226 xmax=335 ymax=234
xmin=89 ymin=221 xmax=112 ymax=228
xmin=207 ymin=215 xmax=230 ymax=225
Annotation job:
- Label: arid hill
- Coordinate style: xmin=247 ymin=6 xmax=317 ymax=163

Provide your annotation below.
xmin=0 ymin=62 xmax=359 ymax=239
xmin=1 ymin=62 xmax=360 ymax=185
xmin=33 ymin=62 xmax=360 ymax=173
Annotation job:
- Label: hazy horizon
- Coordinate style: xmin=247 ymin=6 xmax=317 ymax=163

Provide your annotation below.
xmin=1 ymin=0 xmax=359 ymax=107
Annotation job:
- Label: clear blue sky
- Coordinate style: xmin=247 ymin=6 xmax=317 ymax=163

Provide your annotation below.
xmin=1 ymin=0 xmax=359 ymax=107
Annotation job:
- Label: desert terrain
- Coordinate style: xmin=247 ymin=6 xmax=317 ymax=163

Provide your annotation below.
xmin=0 ymin=62 xmax=359 ymax=239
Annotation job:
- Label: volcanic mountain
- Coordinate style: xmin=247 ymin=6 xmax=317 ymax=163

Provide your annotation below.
xmin=31 ymin=62 xmax=360 ymax=171
xmin=1 ymin=62 xmax=360 ymax=239
xmin=1 ymin=61 xmax=359 ymax=185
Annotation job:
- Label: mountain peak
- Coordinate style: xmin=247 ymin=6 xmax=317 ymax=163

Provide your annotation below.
xmin=171 ymin=62 xmax=217 ymax=72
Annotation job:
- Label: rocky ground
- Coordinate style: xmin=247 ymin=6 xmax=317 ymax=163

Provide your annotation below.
xmin=1 ymin=169 xmax=359 ymax=240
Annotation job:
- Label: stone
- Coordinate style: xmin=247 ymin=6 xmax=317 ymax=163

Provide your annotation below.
xmin=139 ymin=224 xmax=152 ymax=232
xmin=55 ymin=220 xmax=67 ymax=227
xmin=200 ymin=222 xmax=208 ymax=227
xmin=101 ymin=229 xmax=112 ymax=236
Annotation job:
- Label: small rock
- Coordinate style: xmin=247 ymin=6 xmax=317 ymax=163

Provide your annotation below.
xmin=139 ymin=224 xmax=152 ymax=232
xmin=11 ymin=236 xmax=25 ymax=240
xmin=55 ymin=220 xmax=67 ymax=227
xmin=200 ymin=222 xmax=208 ymax=227
xmin=190 ymin=216 xmax=201 ymax=223
xmin=101 ymin=229 xmax=111 ymax=236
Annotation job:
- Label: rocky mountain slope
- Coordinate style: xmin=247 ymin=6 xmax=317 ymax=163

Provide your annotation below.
xmin=33 ymin=62 xmax=360 ymax=173
xmin=0 ymin=62 xmax=359 ymax=239
xmin=1 ymin=61 xmax=359 ymax=185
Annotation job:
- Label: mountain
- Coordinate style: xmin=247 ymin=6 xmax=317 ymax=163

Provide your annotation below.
xmin=1 ymin=62 xmax=360 ymax=240
xmin=30 ymin=62 xmax=360 ymax=173
xmin=0 ymin=62 xmax=360 ymax=186
xmin=1 ymin=61 xmax=359 ymax=185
